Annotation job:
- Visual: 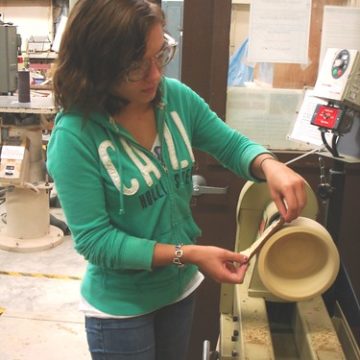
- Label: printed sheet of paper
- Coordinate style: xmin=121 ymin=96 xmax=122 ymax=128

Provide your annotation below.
xmin=248 ymin=0 xmax=312 ymax=64
xmin=1 ymin=146 xmax=25 ymax=160
xmin=319 ymin=6 xmax=360 ymax=66
xmin=288 ymin=89 xmax=332 ymax=147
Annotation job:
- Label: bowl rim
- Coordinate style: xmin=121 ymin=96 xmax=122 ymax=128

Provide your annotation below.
xmin=257 ymin=217 xmax=340 ymax=301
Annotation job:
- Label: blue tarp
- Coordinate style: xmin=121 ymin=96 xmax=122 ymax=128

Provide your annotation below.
xmin=227 ymin=38 xmax=254 ymax=86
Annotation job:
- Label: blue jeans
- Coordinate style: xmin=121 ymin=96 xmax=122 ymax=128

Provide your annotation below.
xmin=85 ymin=292 xmax=196 ymax=360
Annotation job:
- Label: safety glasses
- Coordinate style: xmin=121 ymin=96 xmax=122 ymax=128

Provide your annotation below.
xmin=125 ymin=33 xmax=178 ymax=82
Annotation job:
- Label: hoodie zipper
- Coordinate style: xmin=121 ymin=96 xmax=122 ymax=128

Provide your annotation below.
xmin=108 ymin=105 xmax=181 ymax=229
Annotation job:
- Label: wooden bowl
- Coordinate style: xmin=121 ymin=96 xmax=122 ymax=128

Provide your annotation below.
xmin=257 ymin=217 xmax=340 ymax=302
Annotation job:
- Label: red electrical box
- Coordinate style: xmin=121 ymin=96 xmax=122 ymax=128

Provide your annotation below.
xmin=310 ymin=104 xmax=344 ymax=131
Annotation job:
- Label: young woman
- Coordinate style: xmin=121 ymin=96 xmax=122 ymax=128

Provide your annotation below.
xmin=47 ymin=0 xmax=306 ymax=359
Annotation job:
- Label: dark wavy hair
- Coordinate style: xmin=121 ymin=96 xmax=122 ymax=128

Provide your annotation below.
xmin=52 ymin=0 xmax=165 ymax=116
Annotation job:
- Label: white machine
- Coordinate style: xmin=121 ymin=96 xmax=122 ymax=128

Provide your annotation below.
xmin=312 ymin=48 xmax=360 ymax=160
xmin=216 ymin=182 xmax=351 ymax=359
xmin=313 ymin=48 xmax=360 ymax=110
xmin=210 ymin=49 xmax=360 ymax=360
xmin=0 ymin=96 xmax=63 ymax=252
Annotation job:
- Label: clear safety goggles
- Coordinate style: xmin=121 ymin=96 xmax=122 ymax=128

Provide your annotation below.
xmin=125 ymin=33 xmax=178 ymax=82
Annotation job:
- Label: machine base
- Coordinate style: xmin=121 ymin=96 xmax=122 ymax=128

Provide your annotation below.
xmin=219 ymin=260 xmax=360 ymax=359
xmin=0 ymin=225 xmax=64 ymax=252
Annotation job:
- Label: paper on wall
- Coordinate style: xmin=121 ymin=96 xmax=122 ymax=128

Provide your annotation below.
xmin=248 ymin=0 xmax=311 ymax=64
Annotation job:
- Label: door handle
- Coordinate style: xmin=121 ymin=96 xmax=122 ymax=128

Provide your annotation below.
xmin=192 ymin=174 xmax=228 ymax=196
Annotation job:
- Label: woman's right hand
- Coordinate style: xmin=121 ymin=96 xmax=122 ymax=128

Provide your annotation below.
xmin=183 ymin=245 xmax=249 ymax=284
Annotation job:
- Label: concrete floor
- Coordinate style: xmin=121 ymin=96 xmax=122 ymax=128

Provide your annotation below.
xmin=0 ymin=208 xmax=90 ymax=360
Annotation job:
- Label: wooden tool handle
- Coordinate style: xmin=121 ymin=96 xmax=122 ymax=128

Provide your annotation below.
xmin=241 ymin=217 xmax=285 ymax=260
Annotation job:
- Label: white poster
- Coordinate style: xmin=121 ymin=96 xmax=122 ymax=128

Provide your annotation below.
xmin=248 ymin=0 xmax=312 ymax=64
xmin=319 ymin=6 xmax=360 ymax=67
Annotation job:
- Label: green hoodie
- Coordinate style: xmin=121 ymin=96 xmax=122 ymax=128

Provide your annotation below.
xmin=47 ymin=77 xmax=270 ymax=316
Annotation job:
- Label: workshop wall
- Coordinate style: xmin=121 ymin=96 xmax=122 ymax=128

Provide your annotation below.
xmin=0 ymin=0 xmax=53 ymax=52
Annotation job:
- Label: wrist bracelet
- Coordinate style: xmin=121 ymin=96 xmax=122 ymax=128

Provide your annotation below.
xmin=172 ymin=244 xmax=184 ymax=267
xmin=259 ymin=156 xmax=277 ymax=171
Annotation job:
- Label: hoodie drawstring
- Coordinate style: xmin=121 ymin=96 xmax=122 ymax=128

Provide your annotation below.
xmin=105 ymin=128 xmax=126 ymax=215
